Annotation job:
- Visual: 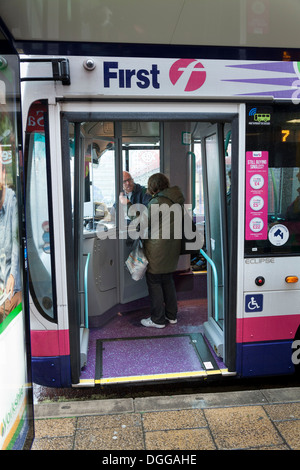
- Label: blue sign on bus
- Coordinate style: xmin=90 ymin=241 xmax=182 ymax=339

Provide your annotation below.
xmin=245 ymin=294 xmax=263 ymax=313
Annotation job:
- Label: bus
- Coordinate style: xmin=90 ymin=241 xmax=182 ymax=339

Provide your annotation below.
xmin=0 ymin=22 xmax=33 ymax=450
xmin=2 ymin=1 xmax=300 ymax=389
xmin=18 ymin=54 xmax=300 ymax=388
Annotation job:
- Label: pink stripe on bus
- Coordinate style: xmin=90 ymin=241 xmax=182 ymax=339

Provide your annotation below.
xmin=31 ymin=329 xmax=70 ymax=357
xmin=236 ymin=315 xmax=299 ymax=343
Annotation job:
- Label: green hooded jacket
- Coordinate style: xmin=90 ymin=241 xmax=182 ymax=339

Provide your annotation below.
xmin=143 ymin=186 xmax=185 ymax=274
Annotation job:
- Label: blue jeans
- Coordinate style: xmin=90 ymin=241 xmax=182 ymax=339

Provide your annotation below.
xmin=146 ymin=272 xmax=178 ymax=325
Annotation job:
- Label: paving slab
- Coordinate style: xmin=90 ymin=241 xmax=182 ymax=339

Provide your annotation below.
xmin=134 ymin=390 xmax=268 ymax=412
xmin=204 ymin=405 xmax=283 ymax=450
xmin=261 ymin=387 xmax=300 ymax=403
xmin=34 ymin=397 xmax=134 ymax=418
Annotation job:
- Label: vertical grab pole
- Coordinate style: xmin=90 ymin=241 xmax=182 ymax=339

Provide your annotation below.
xmin=84 ymin=253 xmax=90 ymax=329
xmin=200 ymin=249 xmax=219 ymax=323
xmin=187 ymin=151 xmax=196 ymax=212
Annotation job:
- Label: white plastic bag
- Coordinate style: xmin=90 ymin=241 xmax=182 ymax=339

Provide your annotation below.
xmin=125 ymin=240 xmax=148 ymax=281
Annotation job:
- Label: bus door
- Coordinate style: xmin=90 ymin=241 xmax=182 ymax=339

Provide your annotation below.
xmin=199 ymin=121 xmax=237 ymax=371
xmin=201 ymin=124 xmax=227 ymax=357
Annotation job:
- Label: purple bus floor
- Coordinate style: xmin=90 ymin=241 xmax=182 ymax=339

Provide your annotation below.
xmin=79 ymin=298 xmax=227 ymax=385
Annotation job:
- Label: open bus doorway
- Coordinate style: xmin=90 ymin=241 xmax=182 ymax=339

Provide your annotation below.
xmin=60 ymin=114 xmax=237 ymax=386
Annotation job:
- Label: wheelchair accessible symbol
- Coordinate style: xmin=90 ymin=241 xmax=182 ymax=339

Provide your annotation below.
xmin=245 ymin=294 xmax=263 ymax=313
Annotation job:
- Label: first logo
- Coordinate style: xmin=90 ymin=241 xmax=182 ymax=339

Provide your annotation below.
xmin=169 ymin=59 xmax=206 ymax=92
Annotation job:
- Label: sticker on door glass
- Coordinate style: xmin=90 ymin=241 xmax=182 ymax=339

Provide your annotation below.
xmin=249 ymin=195 xmax=264 ymax=211
xmin=249 ymin=173 xmax=264 ymax=190
xmin=249 ymin=217 xmax=264 ymax=233
xmin=245 ymin=151 xmax=268 ymax=240
xmin=268 ymin=224 xmax=289 ymax=246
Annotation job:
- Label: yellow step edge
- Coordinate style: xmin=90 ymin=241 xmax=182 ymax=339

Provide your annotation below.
xmin=94 ymin=368 xmax=225 ymax=385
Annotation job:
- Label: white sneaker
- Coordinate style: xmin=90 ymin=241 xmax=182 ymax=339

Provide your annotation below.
xmin=166 ymin=317 xmax=177 ymax=324
xmin=141 ymin=317 xmax=165 ymax=329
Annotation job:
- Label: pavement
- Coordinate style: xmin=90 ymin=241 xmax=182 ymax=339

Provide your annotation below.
xmin=31 ymin=386 xmax=300 ymax=451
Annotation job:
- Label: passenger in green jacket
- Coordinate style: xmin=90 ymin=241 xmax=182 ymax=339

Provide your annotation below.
xmin=141 ymin=173 xmax=185 ymax=329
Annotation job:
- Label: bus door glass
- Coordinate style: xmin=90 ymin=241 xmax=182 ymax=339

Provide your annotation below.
xmin=201 ymin=123 xmax=228 ymax=357
xmin=25 ymin=102 xmax=57 ymax=323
